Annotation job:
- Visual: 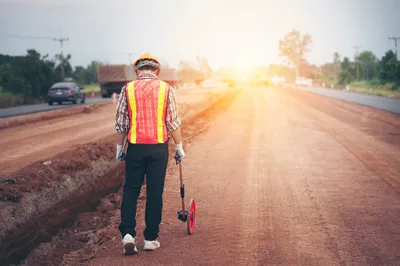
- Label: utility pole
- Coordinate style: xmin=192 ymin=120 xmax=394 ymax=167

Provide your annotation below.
xmin=53 ymin=37 xmax=69 ymax=79
xmin=388 ymin=36 xmax=400 ymax=59
xmin=124 ymin=52 xmax=137 ymax=65
xmin=53 ymin=37 xmax=69 ymax=52
xmin=353 ymin=45 xmax=362 ymax=81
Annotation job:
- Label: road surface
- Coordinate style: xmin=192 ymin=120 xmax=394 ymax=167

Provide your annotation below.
xmin=59 ymin=86 xmax=400 ymax=266
xmin=0 ymin=97 xmax=111 ymax=118
xmin=290 ymin=85 xmax=400 ymax=114
xmin=0 ymin=87 xmax=230 ymax=119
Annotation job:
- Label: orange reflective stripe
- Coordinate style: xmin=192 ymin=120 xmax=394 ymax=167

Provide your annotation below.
xmin=126 ymin=82 xmax=137 ymax=143
xmin=157 ymin=82 xmax=167 ymax=143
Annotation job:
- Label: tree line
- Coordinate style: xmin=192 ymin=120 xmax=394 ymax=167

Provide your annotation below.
xmin=320 ymin=50 xmax=400 ymax=88
xmin=0 ymin=49 xmax=102 ymax=103
xmin=278 ymin=29 xmax=400 ymax=89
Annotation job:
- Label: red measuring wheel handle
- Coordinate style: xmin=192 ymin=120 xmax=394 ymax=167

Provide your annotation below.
xmin=187 ymin=199 xmax=196 ymax=235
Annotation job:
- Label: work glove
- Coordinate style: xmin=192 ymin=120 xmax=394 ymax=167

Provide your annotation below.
xmin=174 ymin=143 xmax=185 ymax=163
xmin=116 ymin=144 xmax=126 ymax=161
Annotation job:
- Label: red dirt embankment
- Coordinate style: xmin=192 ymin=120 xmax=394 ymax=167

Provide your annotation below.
xmin=0 ymin=88 xmax=240 ymax=266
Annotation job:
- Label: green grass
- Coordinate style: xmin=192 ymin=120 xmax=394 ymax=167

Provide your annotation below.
xmin=348 ymin=81 xmax=400 ymax=98
xmin=0 ymin=91 xmax=14 ymax=96
xmin=83 ymin=84 xmax=100 ymax=93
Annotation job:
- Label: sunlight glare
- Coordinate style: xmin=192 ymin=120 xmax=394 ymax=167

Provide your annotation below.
xmin=234 ymin=56 xmax=254 ymax=72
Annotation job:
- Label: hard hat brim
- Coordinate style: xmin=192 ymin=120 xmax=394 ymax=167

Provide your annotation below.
xmin=135 ymin=59 xmax=160 ymax=70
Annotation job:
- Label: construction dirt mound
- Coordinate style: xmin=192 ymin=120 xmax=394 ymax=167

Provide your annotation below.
xmin=0 ymin=89 xmax=240 ymax=266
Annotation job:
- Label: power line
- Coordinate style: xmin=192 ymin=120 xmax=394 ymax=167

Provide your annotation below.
xmin=5 ymin=32 xmax=70 ymax=78
xmin=4 ymin=32 xmax=69 ymax=49
xmin=6 ymin=33 xmax=54 ymax=41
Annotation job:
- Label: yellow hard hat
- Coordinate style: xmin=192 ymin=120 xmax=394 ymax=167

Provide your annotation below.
xmin=134 ymin=52 xmax=161 ymax=69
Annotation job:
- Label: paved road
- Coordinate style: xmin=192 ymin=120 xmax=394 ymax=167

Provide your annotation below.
xmin=0 ymin=87 xmax=222 ymax=119
xmin=65 ymin=86 xmax=400 ymax=266
xmin=0 ymin=97 xmax=111 ymax=118
xmin=287 ymin=85 xmax=400 ymax=114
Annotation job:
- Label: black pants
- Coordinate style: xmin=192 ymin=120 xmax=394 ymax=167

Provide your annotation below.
xmin=118 ymin=141 xmax=169 ymax=240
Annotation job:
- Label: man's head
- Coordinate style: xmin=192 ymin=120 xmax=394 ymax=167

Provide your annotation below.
xmin=134 ymin=53 xmax=161 ymax=76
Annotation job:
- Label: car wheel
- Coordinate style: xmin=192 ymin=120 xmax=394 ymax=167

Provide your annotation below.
xmin=48 ymin=101 xmax=53 ymax=106
xmin=72 ymin=100 xmax=77 ymax=104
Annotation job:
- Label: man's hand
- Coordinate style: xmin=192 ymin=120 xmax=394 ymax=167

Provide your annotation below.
xmin=116 ymin=144 xmax=124 ymax=160
xmin=116 ymin=134 xmax=127 ymax=161
xmin=174 ymin=143 xmax=185 ymax=163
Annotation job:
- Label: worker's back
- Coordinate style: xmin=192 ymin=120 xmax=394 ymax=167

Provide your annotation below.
xmin=126 ymin=78 xmax=169 ymax=144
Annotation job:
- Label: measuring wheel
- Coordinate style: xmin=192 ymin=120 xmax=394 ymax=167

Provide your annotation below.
xmin=175 ymin=157 xmax=196 ymax=235
xmin=187 ymin=198 xmax=196 ymax=235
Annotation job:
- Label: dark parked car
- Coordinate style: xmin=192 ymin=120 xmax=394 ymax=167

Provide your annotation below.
xmin=47 ymin=82 xmax=86 ymax=105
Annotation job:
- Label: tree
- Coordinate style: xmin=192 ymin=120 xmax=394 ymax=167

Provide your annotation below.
xmin=0 ymin=49 xmax=59 ymax=103
xmin=319 ymin=63 xmax=334 ymax=81
xmin=72 ymin=66 xmax=86 ymax=85
xmin=298 ymin=59 xmax=320 ymax=79
xmin=379 ymin=50 xmax=399 ymax=84
xmin=356 ymin=51 xmax=378 ymax=80
xmin=54 ymin=53 xmax=72 ymax=80
xmin=84 ymin=61 xmax=102 ymax=84
xmin=196 ymin=56 xmax=213 ymax=79
xmin=338 ymin=57 xmax=356 ymax=85
xmin=333 ymin=52 xmax=341 ymax=81
xmin=278 ymin=29 xmax=312 ymax=78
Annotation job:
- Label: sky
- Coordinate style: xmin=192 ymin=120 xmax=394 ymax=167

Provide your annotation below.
xmin=0 ymin=0 xmax=399 ymax=70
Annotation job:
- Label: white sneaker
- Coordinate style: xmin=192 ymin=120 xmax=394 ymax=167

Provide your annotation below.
xmin=143 ymin=239 xmax=161 ymax=251
xmin=122 ymin=234 xmax=137 ymax=255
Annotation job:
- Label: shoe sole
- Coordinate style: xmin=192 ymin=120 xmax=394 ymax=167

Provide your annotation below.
xmin=143 ymin=246 xmax=159 ymax=252
xmin=124 ymin=243 xmax=137 ymax=255
xmin=143 ymin=247 xmax=155 ymax=251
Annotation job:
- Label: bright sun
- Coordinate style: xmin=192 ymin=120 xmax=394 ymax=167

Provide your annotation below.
xmin=233 ymin=56 xmax=253 ymax=72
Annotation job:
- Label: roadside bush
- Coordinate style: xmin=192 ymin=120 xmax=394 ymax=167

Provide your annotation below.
xmin=0 ymin=50 xmax=59 ymax=104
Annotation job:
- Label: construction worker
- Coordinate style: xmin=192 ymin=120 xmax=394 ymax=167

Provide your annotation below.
xmin=114 ymin=52 xmax=185 ymax=255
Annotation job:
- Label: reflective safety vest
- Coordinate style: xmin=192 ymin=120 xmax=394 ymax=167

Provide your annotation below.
xmin=126 ymin=80 xmax=169 ymax=144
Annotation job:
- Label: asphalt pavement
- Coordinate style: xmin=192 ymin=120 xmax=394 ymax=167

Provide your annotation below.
xmin=287 ymin=85 xmax=400 ymax=114
xmin=0 ymin=97 xmax=111 ymax=118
